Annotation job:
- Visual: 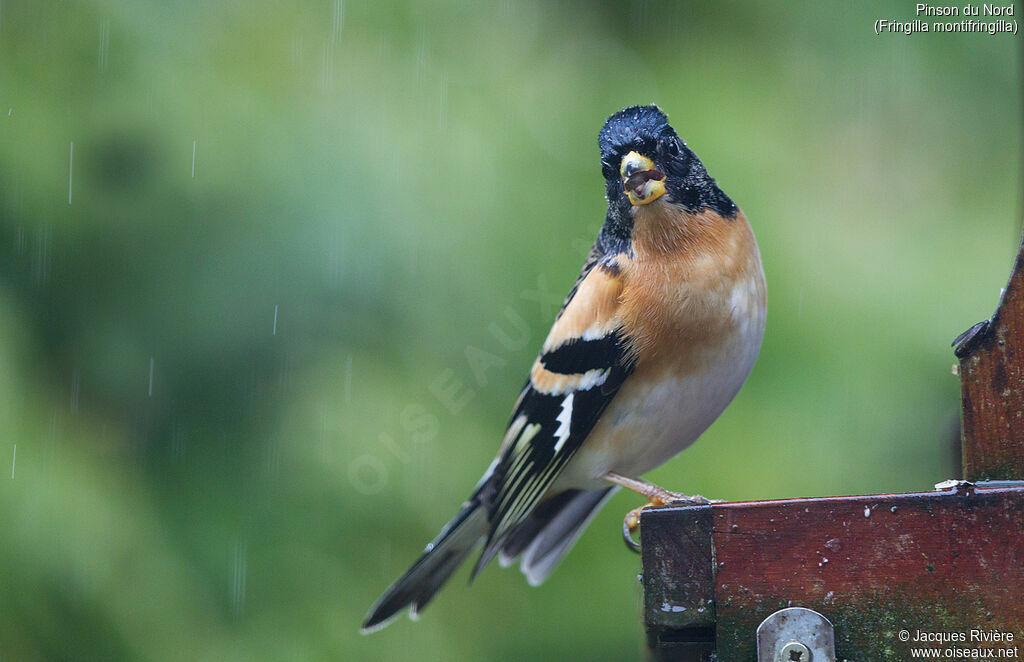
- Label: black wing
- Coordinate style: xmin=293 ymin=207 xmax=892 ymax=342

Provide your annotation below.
xmin=473 ymin=249 xmax=635 ymax=574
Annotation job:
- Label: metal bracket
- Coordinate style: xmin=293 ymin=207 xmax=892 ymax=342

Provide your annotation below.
xmin=756 ymin=607 xmax=836 ymax=662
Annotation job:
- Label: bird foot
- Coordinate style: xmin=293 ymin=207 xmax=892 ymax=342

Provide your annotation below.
xmin=620 ymin=491 xmax=717 ymax=553
xmin=604 ymin=471 xmax=721 ymax=553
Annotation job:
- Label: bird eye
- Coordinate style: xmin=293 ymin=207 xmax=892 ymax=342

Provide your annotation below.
xmin=665 ymin=140 xmax=680 ymax=157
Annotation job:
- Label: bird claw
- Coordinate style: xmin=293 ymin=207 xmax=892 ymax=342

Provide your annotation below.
xmin=621 ymin=502 xmax=657 ymax=553
xmin=621 ymin=495 xmax=720 ymax=553
xmin=622 ymin=508 xmax=643 ymax=554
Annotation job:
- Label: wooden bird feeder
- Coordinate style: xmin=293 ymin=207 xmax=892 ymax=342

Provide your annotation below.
xmin=640 ymin=230 xmax=1024 ymax=661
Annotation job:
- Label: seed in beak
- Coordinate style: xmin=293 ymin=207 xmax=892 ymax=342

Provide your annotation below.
xmin=625 ymin=168 xmax=665 ymax=195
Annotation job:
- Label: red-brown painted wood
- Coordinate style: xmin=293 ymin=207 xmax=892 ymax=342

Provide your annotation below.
xmin=642 ymin=486 xmax=1024 ymax=661
xmin=955 ymin=232 xmax=1024 ymax=480
xmin=712 ymin=486 xmax=1024 ymax=660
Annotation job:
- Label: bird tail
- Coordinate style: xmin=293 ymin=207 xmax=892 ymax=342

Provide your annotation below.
xmin=498 ymin=486 xmax=618 ymax=586
xmin=360 ymin=499 xmax=488 ymax=633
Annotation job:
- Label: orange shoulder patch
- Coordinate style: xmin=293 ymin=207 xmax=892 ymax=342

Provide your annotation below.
xmin=541 ymin=264 xmax=624 ymax=353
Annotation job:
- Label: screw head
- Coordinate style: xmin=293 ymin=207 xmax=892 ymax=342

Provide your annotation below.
xmin=779 ymin=641 xmax=811 ymax=662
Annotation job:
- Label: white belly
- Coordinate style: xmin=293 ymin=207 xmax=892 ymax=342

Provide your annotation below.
xmin=555 ymin=280 xmax=765 ymax=491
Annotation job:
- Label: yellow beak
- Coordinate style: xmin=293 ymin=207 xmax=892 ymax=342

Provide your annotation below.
xmin=620 ymin=151 xmax=666 ymax=206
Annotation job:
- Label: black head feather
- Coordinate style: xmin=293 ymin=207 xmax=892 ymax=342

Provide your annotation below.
xmin=598 ymin=105 xmax=675 ymax=168
xmin=596 ymin=105 xmax=737 ymax=251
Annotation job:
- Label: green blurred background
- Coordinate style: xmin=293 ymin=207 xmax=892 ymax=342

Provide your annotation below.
xmin=0 ymin=0 xmax=1020 ymax=659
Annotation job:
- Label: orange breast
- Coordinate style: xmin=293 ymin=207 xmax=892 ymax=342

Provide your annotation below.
xmin=618 ymin=206 xmax=766 ymax=377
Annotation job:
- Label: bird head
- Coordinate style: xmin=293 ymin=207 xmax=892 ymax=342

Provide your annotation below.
xmin=598 ymin=105 xmax=734 ymax=219
xmin=599 ymin=105 xmax=678 ymax=207
xmin=594 ymin=106 xmax=738 ymax=252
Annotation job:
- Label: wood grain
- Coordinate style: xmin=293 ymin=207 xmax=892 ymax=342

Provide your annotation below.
xmin=642 ymin=486 xmax=1024 ymax=661
xmin=955 ymin=232 xmax=1024 ymax=480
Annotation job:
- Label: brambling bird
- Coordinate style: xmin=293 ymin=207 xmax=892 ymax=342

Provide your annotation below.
xmin=361 ymin=105 xmax=765 ymax=632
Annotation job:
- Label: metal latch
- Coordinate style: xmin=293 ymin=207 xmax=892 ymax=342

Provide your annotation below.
xmin=756 ymin=607 xmax=836 ymax=662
